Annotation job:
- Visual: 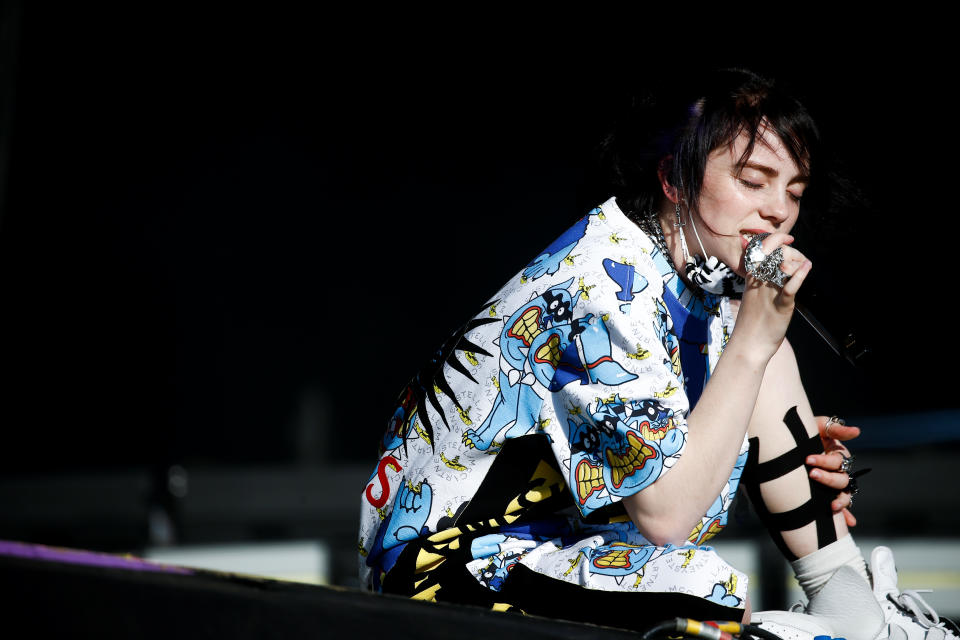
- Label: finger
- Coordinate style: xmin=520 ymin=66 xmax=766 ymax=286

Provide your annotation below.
xmin=816 ymin=416 xmax=862 ymax=442
xmin=809 ymin=468 xmax=851 ymax=490
xmin=775 ymin=244 xmax=808 ymax=265
xmin=826 ymin=424 xmax=862 ymax=442
xmin=779 ymin=258 xmax=811 ymax=298
xmin=831 ymin=493 xmax=853 ymax=513
xmin=806 ymin=453 xmax=832 ymax=468
xmin=843 ymin=508 xmax=858 ymax=528
xmin=806 ymin=452 xmax=846 ymax=471
xmin=758 ymin=232 xmax=795 ymax=255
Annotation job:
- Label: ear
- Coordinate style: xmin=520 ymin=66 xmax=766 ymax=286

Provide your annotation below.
xmin=656 ymin=156 xmax=680 ymax=204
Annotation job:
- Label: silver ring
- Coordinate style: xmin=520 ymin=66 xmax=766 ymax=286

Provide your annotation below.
xmin=845 ymin=473 xmax=859 ymax=496
xmin=839 ymin=453 xmax=854 ymax=474
xmin=847 ymin=494 xmax=854 ymax=509
xmin=824 ymin=415 xmax=845 ymax=439
xmin=744 ymin=233 xmax=790 ymax=287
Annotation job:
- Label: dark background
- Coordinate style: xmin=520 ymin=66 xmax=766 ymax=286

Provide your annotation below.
xmin=0 ymin=5 xmax=956 ymax=586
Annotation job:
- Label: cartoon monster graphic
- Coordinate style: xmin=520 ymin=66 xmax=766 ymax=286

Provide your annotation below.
xmin=463 ymin=279 xmax=582 ymax=450
xmin=477 ymin=550 xmax=524 ymax=591
xmin=528 ymin=314 xmax=638 ymax=392
xmin=522 ymin=210 xmax=598 ymax=282
xmin=465 ymin=278 xmax=642 ymax=451
xmin=602 ymin=258 xmax=650 ymax=314
xmin=364 ymin=478 xmax=435 ymax=579
xmin=568 ymin=396 xmax=685 ymax=513
xmin=587 ymin=542 xmax=656 ymax=577
xmin=381 ymin=479 xmax=433 ymax=550
xmin=653 ymin=298 xmax=682 ymax=380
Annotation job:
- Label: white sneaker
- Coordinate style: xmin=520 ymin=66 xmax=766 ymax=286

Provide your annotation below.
xmin=751 ymin=565 xmax=880 ymax=640
xmin=749 ymin=609 xmax=836 ymax=640
xmin=869 ymin=546 xmax=960 ymax=640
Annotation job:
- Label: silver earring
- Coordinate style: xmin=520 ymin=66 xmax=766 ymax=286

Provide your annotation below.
xmin=674 ymin=201 xmax=685 ymax=228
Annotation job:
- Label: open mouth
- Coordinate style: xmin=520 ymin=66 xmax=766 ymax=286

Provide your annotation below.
xmin=639 ymin=416 xmax=674 ymax=442
xmin=740 ymin=231 xmax=758 ymax=249
xmin=575 ymin=458 xmax=604 ymax=504
xmin=606 ymin=432 xmax=656 ymax=488
xmin=507 ymin=307 xmax=542 ymax=346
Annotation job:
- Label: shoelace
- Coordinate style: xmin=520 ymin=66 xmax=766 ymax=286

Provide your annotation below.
xmin=887 ymin=590 xmax=960 ymax=636
xmin=887 ymin=590 xmax=939 ymax=628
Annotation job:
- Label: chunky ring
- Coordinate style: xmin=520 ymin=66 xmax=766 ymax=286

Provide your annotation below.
xmin=845 ymin=473 xmax=859 ymax=496
xmin=744 ymin=233 xmax=790 ymax=287
xmin=847 ymin=494 xmax=854 ymax=509
xmin=839 ymin=453 xmax=854 ymax=474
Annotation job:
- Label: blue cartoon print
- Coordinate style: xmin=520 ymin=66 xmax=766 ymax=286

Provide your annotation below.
xmin=522 ymin=209 xmax=598 ymax=282
xmin=602 ymin=258 xmax=649 ymax=314
xmin=568 ymin=395 xmax=685 ymax=514
xmin=462 ymin=279 xmax=581 ymax=450
xmin=470 ymin=533 xmax=544 ymax=591
xmin=653 ymin=298 xmax=682 ymax=380
xmin=464 ymin=278 xmax=638 ymax=451
xmin=368 ymin=479 xmax=432 ymax=555
xmin=586 ymin=542 xmax=656 ymax=577
xmin=688 ymin=447 xmax=748 ymax=545
xmin=705 ymin=574 xmax=743 ymax=607
xmin=477 ymin=550 xmax=524 ymax=591
xmin=529 ymin=314 xmax=638 ymax=391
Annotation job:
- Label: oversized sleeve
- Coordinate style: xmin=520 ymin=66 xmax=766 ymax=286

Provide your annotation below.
xmin=539 ymin=247 xmax=695 ymax=519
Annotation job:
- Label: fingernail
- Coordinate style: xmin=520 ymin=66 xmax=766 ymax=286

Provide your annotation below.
xmin=806 ymin=456 xmax=816 ymax=464
xmin=810 ymin=470 xmax=820 ymax=479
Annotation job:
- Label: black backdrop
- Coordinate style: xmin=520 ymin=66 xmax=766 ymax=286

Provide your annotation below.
xmin=1 ymin=7 xmax=953 ymax=473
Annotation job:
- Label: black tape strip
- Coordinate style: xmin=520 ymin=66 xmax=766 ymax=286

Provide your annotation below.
xmin=781 ymin=406 xmax=808 ymax=441
xmin=743 ymin=406 xmax=838 ymax=561
xmin=750 ymin=433 xmax=822 ymax=484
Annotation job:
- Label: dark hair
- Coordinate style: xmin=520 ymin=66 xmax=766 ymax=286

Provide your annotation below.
xmin=599 ymin=68 xmax=821 ymax=218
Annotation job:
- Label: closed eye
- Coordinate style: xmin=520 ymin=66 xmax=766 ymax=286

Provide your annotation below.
xmin=738 ymin=179 xmax=762 ymax=190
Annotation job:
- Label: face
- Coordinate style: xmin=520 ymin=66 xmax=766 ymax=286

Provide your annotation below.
xmin=688 ymin=127 xmax=808 ymax=276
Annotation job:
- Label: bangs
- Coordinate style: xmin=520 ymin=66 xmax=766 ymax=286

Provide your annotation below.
xmin=673 ymin=69 xmax=820 ymax=212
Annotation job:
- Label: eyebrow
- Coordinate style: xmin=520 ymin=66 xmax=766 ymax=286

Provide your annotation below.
xmin=737 ymin=161 xmax=810 ymax=185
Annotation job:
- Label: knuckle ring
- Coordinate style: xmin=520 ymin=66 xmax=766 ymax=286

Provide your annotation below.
xmin=845 ymin=472 xmax=859 ymax=496
xmin=839 ymin=453 xmax=854 ymax=474
xmin=744 ymin=233 xmax=790 ymax=287
xmin=842 ymin=468 xmax=871 ymax=503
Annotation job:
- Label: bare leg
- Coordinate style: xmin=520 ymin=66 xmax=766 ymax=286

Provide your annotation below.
xmin=742 ymin=339 xmax=848 ymax=560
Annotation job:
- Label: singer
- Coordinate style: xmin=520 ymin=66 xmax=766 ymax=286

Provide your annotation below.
xmin=358 ymin=69 xmax=956 ymax=637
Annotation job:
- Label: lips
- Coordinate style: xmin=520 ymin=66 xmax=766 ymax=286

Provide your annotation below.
xmin=740 ymin=229 xmax=762 ymax=249
xmin=740 ymin=228 xmax=778 ymax=249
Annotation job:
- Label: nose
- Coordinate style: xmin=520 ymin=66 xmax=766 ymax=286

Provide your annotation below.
xmin=759 ymin=191 xmax=792 ymax=225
